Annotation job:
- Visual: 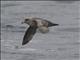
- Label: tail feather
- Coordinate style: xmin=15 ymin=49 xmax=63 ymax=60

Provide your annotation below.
xmin=46 ymin=20 xmax=59 ymax=27
xmin=48 ymin=23 xmax=59 ymax=27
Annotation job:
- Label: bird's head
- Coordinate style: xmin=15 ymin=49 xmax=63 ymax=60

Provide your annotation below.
xmin=21 ymin=17 xmax=37 ymax=27
xmin=21 ymin=17 xmax=33 ymax=25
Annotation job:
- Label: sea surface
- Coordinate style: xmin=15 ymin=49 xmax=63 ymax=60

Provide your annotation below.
xmin=1 ymin=1 xmax=80 ymax=60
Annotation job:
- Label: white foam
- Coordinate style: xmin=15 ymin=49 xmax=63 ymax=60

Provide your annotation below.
xmin=18 ymin=47 xmax=37 ymax=51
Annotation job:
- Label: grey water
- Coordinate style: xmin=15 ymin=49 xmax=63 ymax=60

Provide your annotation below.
xmin=1 ymin=1 xmax=80 ymax=60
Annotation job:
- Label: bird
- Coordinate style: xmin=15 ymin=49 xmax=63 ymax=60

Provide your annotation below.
xmin=21 ymin=17 xmax=59 ymax=45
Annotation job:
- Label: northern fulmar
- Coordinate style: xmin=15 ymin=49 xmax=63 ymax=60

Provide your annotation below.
xmin=21 ymin=17 xmax=59 ymax=45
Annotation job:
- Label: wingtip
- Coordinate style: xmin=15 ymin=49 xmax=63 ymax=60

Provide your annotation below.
xmin=22 ymin=42 xmax=27 ymax=45
xmin=22 ymin=43 xmax=25 ymax=45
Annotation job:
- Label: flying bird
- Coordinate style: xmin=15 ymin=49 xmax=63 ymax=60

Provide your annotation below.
xmin=21 ymin=17 xmax=59 ymax=45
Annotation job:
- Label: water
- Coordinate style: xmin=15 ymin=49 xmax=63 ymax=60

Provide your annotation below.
xmin=1 ymin=1 xmax=80 ymax=60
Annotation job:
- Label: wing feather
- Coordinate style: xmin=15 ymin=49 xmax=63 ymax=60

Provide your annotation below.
xmin=22 ymin=26 xmax=37 ymax=45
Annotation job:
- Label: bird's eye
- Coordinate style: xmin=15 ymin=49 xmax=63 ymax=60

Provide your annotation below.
xmin=25 ymin=19 xmax=29 ymax=21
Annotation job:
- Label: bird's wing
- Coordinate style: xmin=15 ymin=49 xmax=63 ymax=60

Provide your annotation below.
xmin=22 ymin=26 xmax=37 ymax=45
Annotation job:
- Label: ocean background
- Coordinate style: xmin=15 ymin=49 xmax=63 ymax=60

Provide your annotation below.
xmin=1 ymin=1 xmax=80 ymax=60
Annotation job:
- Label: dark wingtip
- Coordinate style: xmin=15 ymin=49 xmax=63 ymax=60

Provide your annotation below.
xmin=22 ymin=42 xmax=26 ymax=45
xmin=22 ymin=39 xmax=30 ymax=45
xmin=22 ymin=41 xmax=28 ymax=45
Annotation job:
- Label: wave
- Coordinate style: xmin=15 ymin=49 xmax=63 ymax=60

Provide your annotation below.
xmin=1 ymin=24 xmax=26 ymax=32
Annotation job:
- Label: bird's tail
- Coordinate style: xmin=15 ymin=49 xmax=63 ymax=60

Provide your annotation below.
xmin=48 ymin=21 xmax=59 ymax=27
xmin=49 ymin=23 xmax=59 ymax=27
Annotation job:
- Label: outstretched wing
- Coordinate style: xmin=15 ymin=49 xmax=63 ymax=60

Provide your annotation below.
xmin=22 ymin=26 xmax=37 ymax=45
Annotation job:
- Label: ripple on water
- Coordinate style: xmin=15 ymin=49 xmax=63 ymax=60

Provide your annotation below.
xmin=57 ymin=27 xmax=80 ymax=32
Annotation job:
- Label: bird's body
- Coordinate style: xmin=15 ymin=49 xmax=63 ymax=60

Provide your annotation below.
xmin=21 ymin=17 xmax=59 ymax=45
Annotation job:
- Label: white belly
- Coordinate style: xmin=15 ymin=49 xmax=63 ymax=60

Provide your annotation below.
xmin=38 ymin=26 xmax=49 ymax=33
